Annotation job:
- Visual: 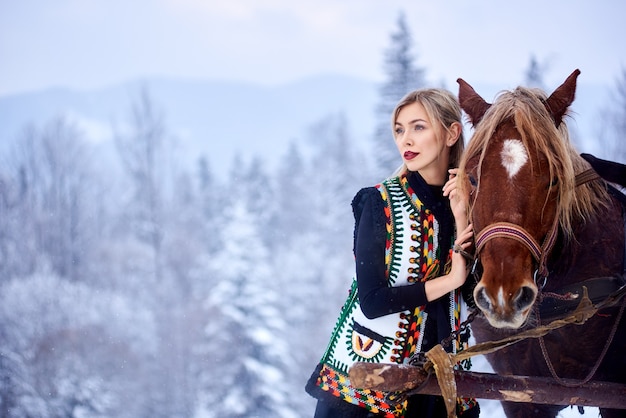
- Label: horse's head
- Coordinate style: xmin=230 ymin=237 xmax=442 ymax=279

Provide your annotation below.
xmin=457 ymin=70 xmax=582 ymax=329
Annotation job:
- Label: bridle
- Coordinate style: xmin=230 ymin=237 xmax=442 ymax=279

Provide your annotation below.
xmin=470 ymin=168 xmax=601 ymax=289
xmin=474 ymin=216 xmax=559 ymax=289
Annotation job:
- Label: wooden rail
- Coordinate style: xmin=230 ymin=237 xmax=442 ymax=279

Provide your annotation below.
xmin=349 ymin=362 xmax=626 ymax=410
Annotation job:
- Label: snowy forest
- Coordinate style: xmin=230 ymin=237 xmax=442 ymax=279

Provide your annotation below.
xmin=1 ymin=14 xmax=626 ymax=418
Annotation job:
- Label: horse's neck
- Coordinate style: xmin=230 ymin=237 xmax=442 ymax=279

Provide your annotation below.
xmin=548 ymin=200 xmax=624 ymax=289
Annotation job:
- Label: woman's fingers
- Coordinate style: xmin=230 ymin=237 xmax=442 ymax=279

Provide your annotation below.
xmin=443 ymin=169 xmax=459 ymax=196
xmin=455 ymin=224 xmax=474 ymax=246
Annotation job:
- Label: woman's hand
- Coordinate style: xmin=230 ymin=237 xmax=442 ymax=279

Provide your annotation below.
xmin=452 ymin=223 xmax=474 ymax=260
xmin=443 ymin=168 xmax=469 ymax=227
xmin=424 ymin=168 xmax=475 ymax=301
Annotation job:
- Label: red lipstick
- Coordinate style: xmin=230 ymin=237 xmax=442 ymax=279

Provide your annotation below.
xmin=404 ymin=151 xmax=418 ymax=160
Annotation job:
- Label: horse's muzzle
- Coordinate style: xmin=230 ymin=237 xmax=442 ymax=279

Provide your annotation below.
xmin=474 ymin=283 xmax=537 ymax=329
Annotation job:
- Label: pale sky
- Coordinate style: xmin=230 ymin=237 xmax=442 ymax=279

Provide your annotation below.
xmin=1 ymin=0 xmax=625 ymax=96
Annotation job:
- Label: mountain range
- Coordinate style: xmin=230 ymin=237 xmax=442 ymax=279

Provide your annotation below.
xmin=0 ymin=74 xmax=613 ymax=177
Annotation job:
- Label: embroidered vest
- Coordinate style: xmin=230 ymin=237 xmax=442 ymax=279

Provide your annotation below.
xmin=310 ymin=176 xmax=470 ymax=417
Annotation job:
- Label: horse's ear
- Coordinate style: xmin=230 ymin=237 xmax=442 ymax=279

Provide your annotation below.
xmin=545 ymin=69 xmax=581 ymax=127
xmin=457 ymin=78 xmax=491 ymax=126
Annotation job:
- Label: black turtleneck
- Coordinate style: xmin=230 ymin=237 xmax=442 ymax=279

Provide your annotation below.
xmin=352 ymin=171 xmax=455 ymax=320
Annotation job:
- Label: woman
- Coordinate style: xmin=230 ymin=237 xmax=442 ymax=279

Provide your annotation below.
xmin=305 ymin=88 xmax=479 ymax=417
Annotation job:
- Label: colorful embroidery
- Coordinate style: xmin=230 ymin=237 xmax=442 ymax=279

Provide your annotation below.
xmin=311 ymin=175 xmax=476 ymax=416
xmin=318 ymin=364 xmax=405 ymax=417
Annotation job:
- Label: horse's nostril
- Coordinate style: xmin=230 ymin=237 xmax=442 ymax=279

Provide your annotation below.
xmin=514 ymin=286 xmax=537 ymax=311
xmin=474 ymin=287 xmax=491 ymax=311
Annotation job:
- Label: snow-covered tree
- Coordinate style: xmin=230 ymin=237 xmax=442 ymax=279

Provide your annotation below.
xmin=112 ymin=87 xmax=203 ymax=417
xmin=240 ymin=156 xmax=277 ymax=250
xmin=272 ymin=141 xmax=309 ymax=248
xmin=113 ymin=86 xmax=171 ymax=284
xmin=0 ymin=273 xmax=156 ymax=417
xmin=524 ymin=54 xmax=548 ymax=90
xmin=276 ymin=114 xmax=371 ymax=413
xmin=197 ymin=156 xmax=222 ymax=254
xmin=0 ymin=117 xmax=100 ymax=282
xmin=601 ymin=67 xmax=626 ymax=163
xmin=197 ymin=197 xmax=295 ymax=418
xmin=372 ymin=11 xmax=426 ymax=177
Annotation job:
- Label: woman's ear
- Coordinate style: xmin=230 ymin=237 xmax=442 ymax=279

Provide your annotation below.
xmin=446 ymin=122 xmax=462 ymax=146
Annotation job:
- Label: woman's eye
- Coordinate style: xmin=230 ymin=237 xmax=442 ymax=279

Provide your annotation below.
xmin=394 ymin=128 xmax=404 ymax=135
xmin=414 ymin=124 xmax=425 ymax=131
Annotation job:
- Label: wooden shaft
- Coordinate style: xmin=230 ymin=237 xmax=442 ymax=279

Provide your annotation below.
xmin=349 ymin=362 xmax=626 ymax=409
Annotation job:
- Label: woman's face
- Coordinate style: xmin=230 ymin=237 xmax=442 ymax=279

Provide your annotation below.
xmin=394 ymin=101 xmax=450 ymax=185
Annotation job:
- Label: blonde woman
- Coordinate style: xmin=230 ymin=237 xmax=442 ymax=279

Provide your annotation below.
xmin=306 ymin=88 xmax=479 ymax=418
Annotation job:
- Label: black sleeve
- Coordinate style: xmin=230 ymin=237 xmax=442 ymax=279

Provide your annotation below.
xmin=352 ymin=188 xmax=428 ymax=319
xmin=581 ymin=153 xmax=626 ymax=187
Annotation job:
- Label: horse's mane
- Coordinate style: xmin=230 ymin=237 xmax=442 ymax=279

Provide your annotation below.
xmin=459 ymin=86 xmax=610 ymax=241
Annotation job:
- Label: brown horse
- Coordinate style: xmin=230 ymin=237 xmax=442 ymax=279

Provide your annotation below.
xmin=457 ymin=70 xmax=626 ymax=417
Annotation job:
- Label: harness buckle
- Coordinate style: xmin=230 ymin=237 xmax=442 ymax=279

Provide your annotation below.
xmin=534 ymin=269 xmax=548 ymax=290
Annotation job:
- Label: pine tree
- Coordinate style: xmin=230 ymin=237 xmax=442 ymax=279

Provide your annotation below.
xmin=199 ymin=193 xmax=294 ymax=417
xmin=602 ymin=68 xmax=626 ymax=163
xmin=290 ymin=114 xmax=368 ymax=411
xmin=372 ymin=12 xmax=426 ymax=178
xmin=524 ymin=54 xmax=547 ymax=89
xmin=241 ymin=157 xmax=277 ymax=250
xmin=273 ymin=141 xmax=309 ymax=249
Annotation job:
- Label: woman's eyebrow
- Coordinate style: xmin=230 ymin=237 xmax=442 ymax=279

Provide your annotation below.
xmin=396 ymin=118 xmax=426 ymax=125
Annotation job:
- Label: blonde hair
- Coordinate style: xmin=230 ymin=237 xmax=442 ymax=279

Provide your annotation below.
xmin=390 ymin=88 xmax=465 ymax=177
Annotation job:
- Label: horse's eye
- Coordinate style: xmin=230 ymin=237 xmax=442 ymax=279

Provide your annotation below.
xmin=469 ymin=175 xmax=478 ymax=187
xmin=549 ymin=178 xmax=558 ymax=188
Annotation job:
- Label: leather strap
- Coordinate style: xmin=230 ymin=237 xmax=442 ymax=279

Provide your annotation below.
xmin=539 ymin=275 xmax=626 ymax=321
